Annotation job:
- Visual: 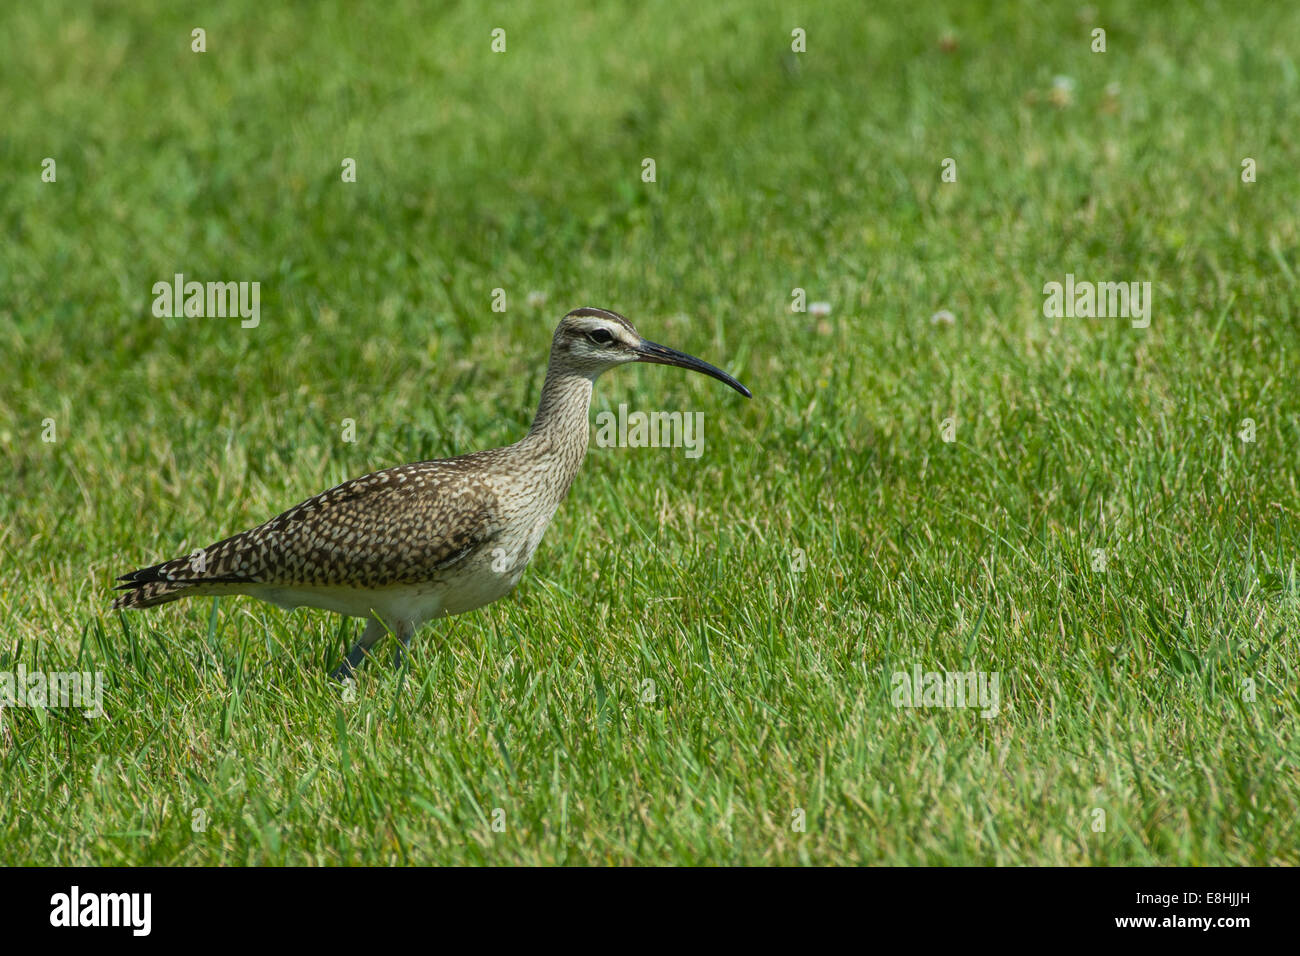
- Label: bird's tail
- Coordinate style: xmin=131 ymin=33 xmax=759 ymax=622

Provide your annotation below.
xmin=111 ymin=556 xmax=240 ymax=609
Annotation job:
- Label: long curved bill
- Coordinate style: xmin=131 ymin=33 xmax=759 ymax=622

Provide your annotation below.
xmin=634 ymin=339 xmax=752 ymax=398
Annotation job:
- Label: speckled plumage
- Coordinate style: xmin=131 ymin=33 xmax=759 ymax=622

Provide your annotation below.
xmin=114 ymin=455 xmax=503 ymax=601
xmin=112 ymin=307 xmax=750 ymax=676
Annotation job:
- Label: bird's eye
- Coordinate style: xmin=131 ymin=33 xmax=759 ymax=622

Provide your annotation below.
xmin=586 ymin=329 xmax=614 ymax=345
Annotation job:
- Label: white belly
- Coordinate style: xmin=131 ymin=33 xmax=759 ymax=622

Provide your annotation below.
xmin=251 ymin=564 xmax=524 ymax=627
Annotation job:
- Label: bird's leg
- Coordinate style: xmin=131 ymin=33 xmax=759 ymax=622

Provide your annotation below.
xmin=393 ymin=621 xmax=416 ymax=669
xmin=331 ymin=617 xmax=386 ymax=681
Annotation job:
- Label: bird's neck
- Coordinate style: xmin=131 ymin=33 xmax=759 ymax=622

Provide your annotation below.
xmin=518 ymin=362 xmax=595 ymax=498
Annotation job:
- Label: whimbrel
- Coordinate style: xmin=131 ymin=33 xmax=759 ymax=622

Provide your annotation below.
xmin=113 ymin=308 xmax=751 ymax=678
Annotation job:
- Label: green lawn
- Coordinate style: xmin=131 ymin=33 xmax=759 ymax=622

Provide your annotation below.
xmin=2 ymin=0 xmax=1297 ymax=865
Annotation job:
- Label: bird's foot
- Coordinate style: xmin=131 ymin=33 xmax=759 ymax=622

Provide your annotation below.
xmin=392 ymin=625 xmax=415 ymax=669
xmin=393 ymin=640 xmax=412 ymax=670
xmin=329 ymin=660 xmax=356 ymax=683
xmin=331 ymin=640 xmax=372 ymax=682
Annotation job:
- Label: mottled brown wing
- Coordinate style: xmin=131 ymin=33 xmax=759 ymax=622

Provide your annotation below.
xmin=113 ymin=457 xmax=502 ymax=606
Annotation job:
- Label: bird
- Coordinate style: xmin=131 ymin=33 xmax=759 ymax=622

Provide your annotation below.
xmin=112 ymin=308 xmax=751 ymax=679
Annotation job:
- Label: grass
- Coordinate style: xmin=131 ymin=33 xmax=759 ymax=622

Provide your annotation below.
xmin=1 ymin=0 xmax=1298 ymax=865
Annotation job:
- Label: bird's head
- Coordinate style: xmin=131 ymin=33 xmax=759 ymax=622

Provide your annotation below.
xmin=551 ymin=307 xmax=751 ymax=398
